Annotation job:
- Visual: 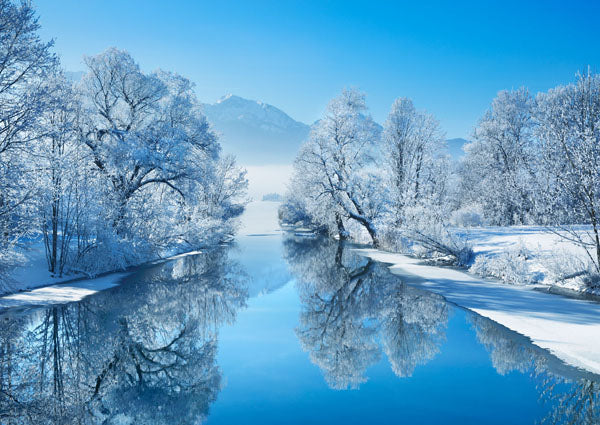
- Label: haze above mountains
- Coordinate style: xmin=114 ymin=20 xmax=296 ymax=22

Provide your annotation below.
xmin=202 ymin=94 xmax=310 ymax=165
xmin=202 ymin=94 xmax=468 ymax=166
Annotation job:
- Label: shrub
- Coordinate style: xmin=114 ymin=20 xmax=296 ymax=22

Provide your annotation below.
xmin=470 ymin=243 xmax=532 ymax=285
xmin=450 ymin=203 xmax=485 ymax=227
xmin=401 ymin=204 xmax=474 ymax=267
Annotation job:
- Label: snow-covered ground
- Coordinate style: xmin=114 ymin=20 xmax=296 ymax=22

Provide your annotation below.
xmin=461 ymin=225 xmax=597 ymax=293
xmin=465 ymin=225 xmax=588 ymax=258
xmin=0 ymin=273 xmax=125 ymax=309
xmin=1 ymin=241 xmax=90 ymax=296
xmin=356 ymin=248 xmax=600 ymax=375
xmin=0 ymin=201 xmax=282 ymax=308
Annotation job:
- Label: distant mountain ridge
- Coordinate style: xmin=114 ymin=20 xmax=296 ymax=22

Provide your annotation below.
xmin=202 ymin=94 xmax=310 ymax=165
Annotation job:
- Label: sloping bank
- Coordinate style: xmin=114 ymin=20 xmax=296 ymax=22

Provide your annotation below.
xmin=0 ymin=250 xmax=203 ymax=311
xmin=355 ymin=248 xmax=600 ymax=375
xmin=0 ymin=200 xmax=280 ymax=311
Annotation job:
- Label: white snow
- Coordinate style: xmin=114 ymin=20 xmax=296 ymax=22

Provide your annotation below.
xmin=460 ymin=225 xmax=598 ymax=292
xmin=356 ymin=248 xmax=600 ymax=375
xmin=0 ymin=273 xmax=125 ymax=309
xmin=464 ymin=226 xmax=589 ymax=258
xmin=4 ymin=241 xmax=86 ymax=294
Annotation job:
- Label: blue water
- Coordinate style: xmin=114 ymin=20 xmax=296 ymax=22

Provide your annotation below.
xmin=0 ymin=231 xmax=598 ymax=424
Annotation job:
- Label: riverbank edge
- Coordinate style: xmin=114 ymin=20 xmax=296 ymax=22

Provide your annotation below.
xmin=354 ymin=246 xmax=600 ymax=376
xmin=0 ymin=247 xmax=212 ymax=310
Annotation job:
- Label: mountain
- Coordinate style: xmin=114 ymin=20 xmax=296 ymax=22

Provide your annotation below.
xmin=446 ymin=137 xmax=470 ymax=161
xmin=202 ymin=94 xmax=310 ymax=165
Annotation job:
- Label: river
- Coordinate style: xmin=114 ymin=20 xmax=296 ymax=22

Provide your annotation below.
xmin=0 ymin=202 xmax=598 ymax=424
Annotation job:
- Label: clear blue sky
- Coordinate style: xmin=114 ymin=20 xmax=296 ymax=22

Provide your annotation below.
xmin=35 ymin=0 xmax=600 ymax=139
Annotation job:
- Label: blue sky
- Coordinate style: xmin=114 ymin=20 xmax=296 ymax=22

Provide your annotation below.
xmin=36 ymin=0 xmax=600 ymax=139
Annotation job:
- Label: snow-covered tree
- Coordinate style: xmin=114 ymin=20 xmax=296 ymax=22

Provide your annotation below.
xmin=535 ymin=71 xmax=600 ymax=271
xmin=33 ymin=74 xmax=89 ymax=276
xmin=382 ymin=97 xmax=447 ymax=225
xmin=285 ymin=89 xmax=383 ymax=245
xmin=75 ymin=48 xmax=247 ymax=272
xmin=0 ymin=0 xmax=57 ymax=278
xmin=460 ymin=88 xmax=536 ymax=225
xmin=80 ymin=50 xmax=211 ymax=229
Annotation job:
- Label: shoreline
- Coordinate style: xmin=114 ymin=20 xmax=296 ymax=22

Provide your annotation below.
xmin=355 ymin=247 xmax=600 ymax=375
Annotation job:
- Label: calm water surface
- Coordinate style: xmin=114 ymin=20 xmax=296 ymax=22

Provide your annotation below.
xmin=0 ymin=230 xmax=598 ymax=424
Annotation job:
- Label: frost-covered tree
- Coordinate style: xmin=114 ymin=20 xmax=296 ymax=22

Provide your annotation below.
xmin=76 ymin=48 xmax=246 ymax=272
xmin=283 ymin=91 xmax=471 ymax=262
xmin=379 ymin=97 xmax=457 ymax=254
xmin=285 ymin=89 xmax=383 ymax=245
xmin=382 ymin=97 xmax=447 ymax=225
xmin=33 ymin=74 xmax=89 ymax=276
xmin=460 ymin=88 xmax=536 ymax=225
xmin=373 ymin=97 xmax=473 ymax=264
xmin=0 ymin=0 xmax=57 ymax=277
xmin=80 ymin=50 xmax=214 ymax=229
xmin=535 ymin=71 xmax=600 ymax=271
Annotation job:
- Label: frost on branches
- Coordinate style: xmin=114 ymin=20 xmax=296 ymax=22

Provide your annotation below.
xmin=75 ymin=49 xmax=247 ymax=274
xmin=281 ymin=90 xmax=469 ymax=265
xmin=0 ymin=4 xmax=247 ymax=290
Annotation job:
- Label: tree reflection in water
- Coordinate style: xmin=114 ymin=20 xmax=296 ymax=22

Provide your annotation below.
xmin=285 ymin=234 xmax=600 ymax=424
xmin=0 ymin=247 xmax=247 ymax=424
xmin=1 ymin=235 xmax=599 ymax=424
xmin=470 ymin=315 xmax=600 ymax=424
xmin=283 ymin=235 xmax=449 ymax=389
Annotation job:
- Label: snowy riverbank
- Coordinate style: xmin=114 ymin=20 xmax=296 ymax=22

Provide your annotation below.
xmin=462 ymin=225 xmax=599 ymax=295
xmin=0 ymin=201 xmax=282 ymax=309
xmin=356 ymin=247 xmax=600 ymax=375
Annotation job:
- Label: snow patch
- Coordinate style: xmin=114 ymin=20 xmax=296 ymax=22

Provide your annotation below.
xmin=0 ymin=273 xmax=125 ymax=309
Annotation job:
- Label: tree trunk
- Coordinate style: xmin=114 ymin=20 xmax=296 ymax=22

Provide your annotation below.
xmin=336 ymin=213 xmax=348 ymax=240
xmin=366 ymin=224 xmax=380 ymax=248
xmin=50 ymin=199 xmax=58 ymax=274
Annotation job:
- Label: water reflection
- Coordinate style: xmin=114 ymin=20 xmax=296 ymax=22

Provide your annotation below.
xmin=470 ymin=314 xmax=600 ymax=424
xmin=283 ymin=236 xmax=448 ymax=389
xmin=284 ymin=234 xmax=600 ymax=424
xmin=0 ymin=248 xmax=247 ymax=424
xmin=0 ymin=233 xmax=599 ymax=424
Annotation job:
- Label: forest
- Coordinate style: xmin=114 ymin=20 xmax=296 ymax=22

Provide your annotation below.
xmin=0 ymin=1 xmax=247 ymax=291
xmin=280 ymin=75 xmax=600 ymax=293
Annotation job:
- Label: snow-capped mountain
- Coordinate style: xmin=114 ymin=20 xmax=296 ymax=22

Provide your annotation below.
xmin=202 ymin=94 xmax=310 ymax=165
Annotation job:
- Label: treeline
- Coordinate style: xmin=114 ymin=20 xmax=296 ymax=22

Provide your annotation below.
xmin=0 ymin=1 xmax=247 ymax=284
xmin=281 ymin=71 xmax=600 ymax=271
